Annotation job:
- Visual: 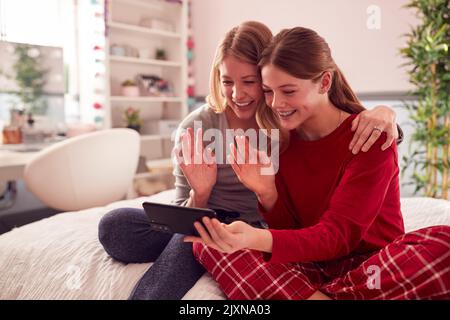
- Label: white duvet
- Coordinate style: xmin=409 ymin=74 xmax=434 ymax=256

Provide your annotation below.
xmin=0 ymin=190 xmax=449 ymax=300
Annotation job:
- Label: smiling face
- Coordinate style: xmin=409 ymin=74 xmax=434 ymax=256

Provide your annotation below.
xmin=261 ymin=63 xmax=325 ymax=131
xmin=219 ymin=55 xmax=263 ymax=123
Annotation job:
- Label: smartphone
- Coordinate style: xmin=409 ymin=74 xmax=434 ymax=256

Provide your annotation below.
xmin=142 ymin=201 xmax=217 ymax=236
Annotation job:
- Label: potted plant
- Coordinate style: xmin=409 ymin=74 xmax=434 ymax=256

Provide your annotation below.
xmin=124 ymin=106 xmax=142 ymax=132
xmin=121 ymin=79 xmax=140 ymax=97
xmin=13 ymin=44 xmax=48 ymax=115
xmin=400 ymin=0 xmax=449 ymax=199
xmin=155 ymin=48 xmax=167 ymax=60
xmin=0 ymin=44 xmax=48 ymax=144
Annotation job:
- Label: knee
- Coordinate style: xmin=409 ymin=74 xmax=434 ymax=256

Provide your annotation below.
xmin=427 ymin=225 xmax=450 ymax=257
xmin=409 ymin=225 xmax=450 ymax=260
xmin=98 ymin=208 xmax=133 ymax=255
xmin=415 ymin=225 xmax=450 ymax=244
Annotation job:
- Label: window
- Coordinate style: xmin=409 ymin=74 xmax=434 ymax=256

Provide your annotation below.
xmin=0 ymin=0 xmax=80 ymax=125
xmin=0 ymin=0 xmax=64 ymax=46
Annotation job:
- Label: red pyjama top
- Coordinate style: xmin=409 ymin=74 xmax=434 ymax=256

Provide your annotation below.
xmin=259 ymin=114 xmax=405 ymax=263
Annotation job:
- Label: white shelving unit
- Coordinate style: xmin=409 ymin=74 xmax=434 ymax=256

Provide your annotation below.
xmin=109 ymin=55 xmax=182 ymax=67
xmin=108 ymin=21 xmax=182 ymax=38
xmin=105 ymin=0 xmax=188 ymax=188
xmin=109 ymin=96 xmax=184 ymax=103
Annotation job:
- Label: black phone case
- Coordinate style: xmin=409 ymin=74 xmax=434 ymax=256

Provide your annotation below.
xmin=142 ymin=202 xmax=218 ymax=236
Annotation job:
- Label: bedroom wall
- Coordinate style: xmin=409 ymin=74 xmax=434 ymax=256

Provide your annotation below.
xmin=191 ymin=0 xmax=419 ymax=97
xmin=190 ymin=0 xmax=419 ymax=197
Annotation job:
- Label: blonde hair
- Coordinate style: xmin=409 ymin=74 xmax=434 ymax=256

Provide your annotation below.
xmin=206 ymin=21 xmax=273 ymax=113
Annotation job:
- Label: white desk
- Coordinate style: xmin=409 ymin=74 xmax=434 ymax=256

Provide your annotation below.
xmin=0 ymin=148 xmax=40 ymax=211
xmin=0 ymin=142 xmax=65 ymax=211
xmin=0 ymin=150 xmax=39 ymax=181
xmin=0 ymin=139 xmax=66 ymax=182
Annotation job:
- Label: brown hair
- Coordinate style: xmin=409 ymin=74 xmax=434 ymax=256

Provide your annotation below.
xmin=257 ymin=27 xmax=365 ymax=132
xmin=206 ymin=21 xmax=273 ymax=113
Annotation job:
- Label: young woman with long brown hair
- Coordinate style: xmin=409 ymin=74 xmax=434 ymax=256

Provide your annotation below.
xmin=186 ymin=26 xmax=450 ymax=300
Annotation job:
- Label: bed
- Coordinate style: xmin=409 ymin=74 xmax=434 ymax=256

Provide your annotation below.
xmin=0 ymin=189 xmax=449 ymax=300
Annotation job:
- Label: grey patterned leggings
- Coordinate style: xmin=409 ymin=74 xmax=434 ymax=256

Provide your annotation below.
xmin=98 ymin=207 xmax=205 ymax=300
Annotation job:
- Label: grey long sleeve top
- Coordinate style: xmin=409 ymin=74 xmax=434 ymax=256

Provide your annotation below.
xmin=171 ymin=104 xmax=261 ymax=221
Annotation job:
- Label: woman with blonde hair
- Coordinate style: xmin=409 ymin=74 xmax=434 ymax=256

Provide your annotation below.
xmin=99 ymin=22 xmax=400 ymax=300
xmin=187 ymin=26 xmax=449 ymax=300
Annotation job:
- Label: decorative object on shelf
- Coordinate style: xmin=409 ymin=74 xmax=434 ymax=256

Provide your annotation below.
xmin=138 ymin=48 xmax=151 ymax=59
xmin=136 ymin=74 xmax=173 ymax=97
xmin=124 ymin=106 xmax=142 ymax=133
xmin=138 ymin=17 xmax=153 ymax=29
xmin=133 ymin=157 xmax=175 ymax=196
xmin=110 ymin=44 xmax=139 ymax=58
xmin=121 ymin=79 xmax=140 ymax=97
xmin=400 ymin=0 xmax=449 ymax=200
xmin=155 ymin=48 xmax=167 ymax=60
xmin=134 ymin=178 xmax=168 ymax=197
xmin=110 ymin=43 xmax=126 ymax=56
xmin=139 ymin=17 xmax=174 ymax=32
xmin=124 ymin=45 xmax=139 ymax=58
xmin=146 ymin=158 xmax=174 ymax=175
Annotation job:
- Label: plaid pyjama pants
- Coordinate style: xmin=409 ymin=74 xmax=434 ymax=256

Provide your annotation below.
xmin=192 ymin=226 xmax=450 ymax=300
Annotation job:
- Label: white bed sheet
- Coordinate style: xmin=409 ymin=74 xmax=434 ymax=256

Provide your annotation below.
xmin=0 ymin=190 xmax=448 ymax=300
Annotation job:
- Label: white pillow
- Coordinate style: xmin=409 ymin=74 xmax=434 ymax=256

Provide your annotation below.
xmin=401 ymin=197 xmax=450 ymax=232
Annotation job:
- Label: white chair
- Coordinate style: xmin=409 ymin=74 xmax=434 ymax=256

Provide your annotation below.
xmin=24 ymin=128 xmax=140 ymax=211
